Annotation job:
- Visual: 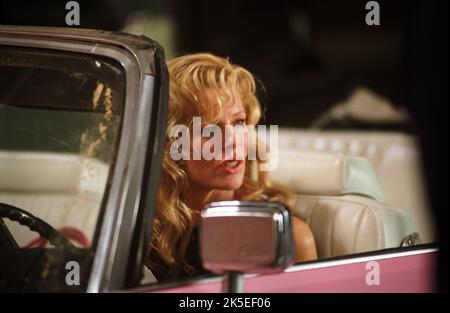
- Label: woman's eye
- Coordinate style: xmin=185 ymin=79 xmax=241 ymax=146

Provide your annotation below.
xmin=234 ymin=119 xmax=246 ymax=126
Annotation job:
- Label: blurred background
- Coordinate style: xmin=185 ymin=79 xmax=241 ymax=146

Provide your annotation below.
xmin=0 ymin=0 xmax=447 ymax=291
xmin=0 ymin=0 xmax=445 ymax=128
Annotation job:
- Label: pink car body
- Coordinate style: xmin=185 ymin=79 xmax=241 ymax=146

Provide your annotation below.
xmin=146 ymin=247 xmax=437 ymax=293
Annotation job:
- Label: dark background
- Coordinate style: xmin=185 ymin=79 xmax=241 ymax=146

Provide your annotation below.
xmin=0 ymin=0 xmax=415 ymax=127
xmin=0 ymin=0 xmax=447 ymax=292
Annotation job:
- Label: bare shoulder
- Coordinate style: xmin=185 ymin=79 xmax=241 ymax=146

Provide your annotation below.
xmin=291 ymin=215 xmax=318 ymax=261
xmin=291 ymin=215 xmax=313 ymax=238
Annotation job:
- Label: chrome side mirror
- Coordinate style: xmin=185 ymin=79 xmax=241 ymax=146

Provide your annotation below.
xmin=199 ymin=201 xmax=295 ymax=292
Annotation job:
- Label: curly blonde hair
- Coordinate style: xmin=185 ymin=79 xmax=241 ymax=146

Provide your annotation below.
xmin=146 ymin=53 xmax=293 ymax=278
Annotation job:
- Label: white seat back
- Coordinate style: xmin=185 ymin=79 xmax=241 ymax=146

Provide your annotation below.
xmin=0 ymin=151 xmax=108 ymax=247
xmin=269 ymin=149 xmax=415 ymax=258
xmin=276 ymin=128 xmax=435 ymax=243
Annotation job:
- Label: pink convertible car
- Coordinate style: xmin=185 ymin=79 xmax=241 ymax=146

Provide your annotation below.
xmin=0 ymin=26 xmax=438 ymax=293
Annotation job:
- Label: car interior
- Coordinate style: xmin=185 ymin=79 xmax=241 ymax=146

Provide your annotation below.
xmin=271 ymin=128 xmax=433 ymax=258
xmin=0 ymin=151 xmax=108 ymax=248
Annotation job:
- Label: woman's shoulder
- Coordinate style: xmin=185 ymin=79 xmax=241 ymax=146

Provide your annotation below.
xmin=291 ymin=215 xmax=318 ymax=261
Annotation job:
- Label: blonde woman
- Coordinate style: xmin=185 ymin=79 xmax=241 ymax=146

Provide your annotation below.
xmin=146 ymin=53 xmax=317 ymax=281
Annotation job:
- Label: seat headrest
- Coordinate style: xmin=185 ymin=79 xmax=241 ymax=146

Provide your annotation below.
xmin=269 ymin=149 xmax=386 ymax=203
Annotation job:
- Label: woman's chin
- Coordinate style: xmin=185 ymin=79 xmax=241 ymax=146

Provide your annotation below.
xmin=210 ymin=177 xmax=244 ymax=191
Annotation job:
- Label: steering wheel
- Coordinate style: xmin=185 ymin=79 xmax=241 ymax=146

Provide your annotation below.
xmin=0 ymin=202 xmax=74 ymax=250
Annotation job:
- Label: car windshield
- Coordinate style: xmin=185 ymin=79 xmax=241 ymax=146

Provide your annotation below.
xmin=0 ymin=45 xmax=125 ymax=291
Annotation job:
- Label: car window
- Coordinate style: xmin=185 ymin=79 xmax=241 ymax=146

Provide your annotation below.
xmin=0 ymin=45 xmax=125 ymax=291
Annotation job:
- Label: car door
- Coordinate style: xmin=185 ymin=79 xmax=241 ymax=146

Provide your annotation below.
xmin=132 ymin=245 xmax=437 ymax=293
xmin=0 ymin=26 xmax=168 ymax=292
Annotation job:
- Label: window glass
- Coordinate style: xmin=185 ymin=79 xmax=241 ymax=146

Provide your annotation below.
xmin=0 ymin=46 xmax=125 ymax=291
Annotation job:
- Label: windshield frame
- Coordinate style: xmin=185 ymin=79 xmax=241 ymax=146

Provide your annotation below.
xmin=0 ymin=27 xmax=160 ymax=292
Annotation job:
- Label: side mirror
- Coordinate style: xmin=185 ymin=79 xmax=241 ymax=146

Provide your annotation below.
xmin=199 ymin=201 xmax=295 ymax=292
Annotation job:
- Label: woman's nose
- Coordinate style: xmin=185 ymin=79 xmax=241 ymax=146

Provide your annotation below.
xmin=222 ymin=124 xmax=235 ymax=159
xmin=222 ymin=124 xmax=246 ymax=160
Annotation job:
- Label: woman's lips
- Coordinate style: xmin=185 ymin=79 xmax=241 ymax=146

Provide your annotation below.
xmin=217 ymin=159 xmax=244 ymax=175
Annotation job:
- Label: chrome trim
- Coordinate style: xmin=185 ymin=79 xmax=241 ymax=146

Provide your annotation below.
xmin=400 ymin=232 xmax=422 ymax=247
xmin=0 ymin=26 xmax=157 ymax=75
xmin=127 ymin=275 xmax=224 ymax=293
xmin=90 ymin=75 xmax=156 ymax=292
xmin=105 ymin=75 xmax=155 ymax=291
xmin=284 ymin=247 xmax=438 ymax=273
xmin=223 ymin=272 xmax=244 ymax=293
xmin=202 ymin=210 xmax=274 ymax=218
xmin=202 ymin=201 xmax=292 ymax=219
xmin=0 ymin=34 xmax=155 ymax=292
xmin=201 ymin=201 xmax=295 ymax=272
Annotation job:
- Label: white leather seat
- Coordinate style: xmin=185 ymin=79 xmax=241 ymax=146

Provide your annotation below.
xmin=276 ymin=128 xmax=435 ymax=244
xmin=0 ymin=151 xmax=108 ymax=247
xmin=270 ymin=149 xmax=415 ymax=258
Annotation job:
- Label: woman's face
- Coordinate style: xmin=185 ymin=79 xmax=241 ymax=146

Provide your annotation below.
xmin=185 ymin=92 xmax=248 ymax=191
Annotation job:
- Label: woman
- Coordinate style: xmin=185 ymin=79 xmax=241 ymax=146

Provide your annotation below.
xmin=146 ymin=53 xmax=317 ymax=281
